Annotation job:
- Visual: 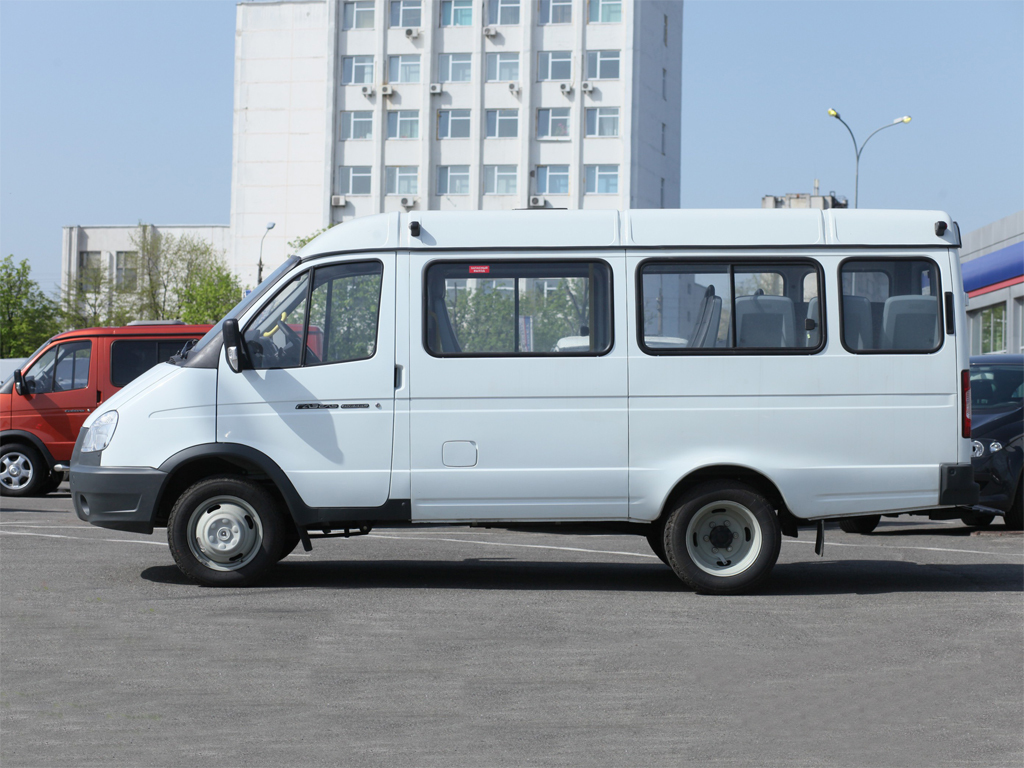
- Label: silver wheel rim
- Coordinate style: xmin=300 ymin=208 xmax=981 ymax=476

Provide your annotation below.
xmin=0 ymin=452 xmax=34 ymax=491
xmin=684 ymin=500 xmax=763 ymax=577
xmin=186 ymin=495 xmax=264 ymax=572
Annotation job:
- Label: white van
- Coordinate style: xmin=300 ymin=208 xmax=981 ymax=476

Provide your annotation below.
xmin=70 ymin=210 xmax=978 ymax=594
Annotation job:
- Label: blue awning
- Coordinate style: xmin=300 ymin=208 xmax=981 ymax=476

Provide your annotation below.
xmin=962 ymin=240 xmax=1024 ymax=293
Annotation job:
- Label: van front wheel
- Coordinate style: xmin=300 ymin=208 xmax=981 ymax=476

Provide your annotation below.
xmin=168 ymin=476 xmax=286 ymax=587
xmin=664 ymin=481 xmax=781 ymax=595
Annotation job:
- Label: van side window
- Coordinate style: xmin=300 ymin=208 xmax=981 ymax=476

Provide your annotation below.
xmin=111 ymin=340 xmax=195 ymax=387
xmin=424 ymin=260 xmax=613 ymax=356
xmin=244 ymin=273 xmax=311 ymax=369
xmin=22 ymin=341 xmax=92 ymax=394
xmin=305 ymin=262 xmax=383 ymax=365
xmin=639 ymin=261 xmax=822 ymax=353
xmin=839 ymin=259 xmax=941 ymax=352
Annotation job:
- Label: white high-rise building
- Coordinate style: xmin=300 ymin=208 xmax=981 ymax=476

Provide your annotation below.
xmin=230 ymin=0 xmax=682 ymax=283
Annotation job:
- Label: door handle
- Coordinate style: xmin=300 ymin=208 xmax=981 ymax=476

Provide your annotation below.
xmin=394 ymin=364 xmax=404 ymax=389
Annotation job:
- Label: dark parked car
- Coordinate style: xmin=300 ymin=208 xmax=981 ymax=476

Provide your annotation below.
xmin=967 ymin=354 xmax=1023 ymax=529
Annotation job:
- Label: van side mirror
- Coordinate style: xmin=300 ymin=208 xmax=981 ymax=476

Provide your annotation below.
xmin=12 ymin=369 xmax=24 ymax=396
xmin=223 ymin=319 xmax=244 ymax=373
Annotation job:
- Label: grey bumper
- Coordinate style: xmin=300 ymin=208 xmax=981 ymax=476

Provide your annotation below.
xmin=70 ymin=464 xmax=166 ymax=534
xmin=938 ymin=463 xmax=980 ymax=507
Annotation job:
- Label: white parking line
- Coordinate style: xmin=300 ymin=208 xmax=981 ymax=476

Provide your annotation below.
xmin=784 ymin=538 xmax=1024 ymax=557
xmin=0 ymin=530 xmax=167 ymax=546
xmin=369 ymin=533 xmax=660 ymax=559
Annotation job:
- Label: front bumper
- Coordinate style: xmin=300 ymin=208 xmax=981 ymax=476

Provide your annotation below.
xmin=70 ymin=464 xmax=166 ymax=534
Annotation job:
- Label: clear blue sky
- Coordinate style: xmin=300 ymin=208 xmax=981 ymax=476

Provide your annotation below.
xmin=2 ymin=0 xmax=1022 ymax=294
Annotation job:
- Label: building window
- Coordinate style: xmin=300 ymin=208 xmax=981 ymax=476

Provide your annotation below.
xmin=485 ymin=109 xmax=518 ymax=138
xmin=536 ymin=165 xmax=569 ymax=195
xmin=337 ymin=166 xmax=372 ymax=195
xmin=539 ymin=0 xmax=572 ymax=24
xmin=585 ymin=107 xmax=618 ymax=136
xmin=585 ymin=164 xmax=619 ymax=194
xmin=438 ymin=109 xmax=471 ymax=138
xmin=115 ymin=251 xmax=138 ymax=291
xmin=537 ymin=107 xmax=570 ymax=139
xmin=390 ymin=0 xmax=421 ymax=27
xmin=586 ymin=50 xmax=620 ymax=80
xmin=488 ymin=0 xmax=520 ymax=25
xmin=437 ymin=165 xmax=470 ymax=195
xmin=441 ymin=0 xmax=472 ymax=26
xmin=385 ymin=166 xmax=418 ymax=195
xmin=340 ymin=111 xmax=373 ymax=140
xmin=343 ymin=1 xmax=374 ymax=29
xmin=661 ymin=122 xmax=666 ymax=154
xmin=662 ymin=68 xmax=667 ymax=100
xmin=78 ymin=251 xmax=103 ymax=292
xmin=438 ymin=53 xmax=472 ymax=83
xmin=976 ymin=303 xmax=1007 ymax=354
xmin=589 ymin=0 xmax=621 ymax=23
xmin=388 ymin=54 xmax=420 ymax=83
xmin=486 ymin=52 xmax=519 ymax=81
xmin=484 ymin=165 xmax=517 ymax=194
xmin=386 ymin=110 xmax=420 ymax=139
xmin=342 ymin=56 xmax=374 ymax=84
xmin=537 ymin=51 xmax=571 ymax=81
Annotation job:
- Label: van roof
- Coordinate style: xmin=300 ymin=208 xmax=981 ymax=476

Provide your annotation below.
xmin=48 ymin=324 xmax=212 ymax=343
xmin=296 ymin=209 xmax=959 ymax=258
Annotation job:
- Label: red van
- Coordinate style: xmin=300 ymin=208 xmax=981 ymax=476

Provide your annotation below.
xmin=0 ymin=322 xmax=210 ymax=497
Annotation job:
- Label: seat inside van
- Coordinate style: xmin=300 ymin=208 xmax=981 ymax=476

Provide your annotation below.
xmin=735 ymin=292 xmax=795 ymax=348
xmin=689 ymin=285 xmax=723 ymax=348
xmin=842 ymin=295 xmax=874 ymax=350
xmin=881 ymin=295 xmax=939 ymax=350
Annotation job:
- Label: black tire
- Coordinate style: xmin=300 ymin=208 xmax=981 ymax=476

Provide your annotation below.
xmin=41 ymin=472 xmax=64 ymax=495
xmin=663 ymin=480 xmax=782 ymax=595
xmin=0 ymin=443 xmax=46 ymax=497
xmin=167 ymin=476 xmax=287 ymax=587
xmin=645 ymin=522 xmax=669 ymax=566
xmin=838 ymin=515 xmax=881 ymax=534
xmin=1003 ymin=481 xmax=1022 ymax=530
xmin=276 ymin=524 xmax=302 ymax=562
xmin=960 ymin=511 xmax=995 ymax=528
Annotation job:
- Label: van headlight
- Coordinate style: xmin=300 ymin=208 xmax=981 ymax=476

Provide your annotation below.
xmin=82 ymin=411 xmax=118 ymax=453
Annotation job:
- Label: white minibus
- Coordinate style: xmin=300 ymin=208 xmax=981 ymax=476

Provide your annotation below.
xmin=70 ymin=210 xmax=978 ymax=594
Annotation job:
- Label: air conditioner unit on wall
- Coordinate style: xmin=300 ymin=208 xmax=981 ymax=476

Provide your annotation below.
xmin=331 ymin=195 xmax=347 ymax=207
xmin=429 ymin=83 xmax=443 ymax=94
xmin=559 ymin=82 xmax=573 ymax=95
xmin=483 ymin=26 xmax=497 ymax=37
xmin=399 ymin=196 xmax=417 ymax=210
xmin=405 ymin=27 xmax=420 ymax=39
xmin=508 ymin=81 xmax=521 ymax=95
xmin=529 ymin=196 xmax=546 ymax=208
xmin=361 ymin=85 xmax=375 ymax=97
xmin=581 ymin=82 xmax=594 ymax=93
xmin=380 ymin=84 xmax=394 ymax=96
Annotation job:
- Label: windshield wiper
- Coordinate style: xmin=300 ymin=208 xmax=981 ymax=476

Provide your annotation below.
xmin=169 ymin=338 xmax=199 ymax=365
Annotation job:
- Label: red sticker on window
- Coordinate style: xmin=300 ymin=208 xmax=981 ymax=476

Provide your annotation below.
xmin=469 ymin=265 xmax=490 ymax=274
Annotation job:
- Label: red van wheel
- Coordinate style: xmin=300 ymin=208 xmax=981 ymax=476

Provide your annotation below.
xmin=0 ymin=443 xmax=46 ymax=497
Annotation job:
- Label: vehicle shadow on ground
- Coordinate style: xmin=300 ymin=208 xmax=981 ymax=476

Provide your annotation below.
xmin=865 ymin=523 xmax=1021 ymax=538
xmin=140 ymin=558 xmax=1023 ymax=595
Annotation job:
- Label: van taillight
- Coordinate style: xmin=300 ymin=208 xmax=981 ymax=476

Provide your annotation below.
xmin=961 ymin=369 xmax=971 ymax=438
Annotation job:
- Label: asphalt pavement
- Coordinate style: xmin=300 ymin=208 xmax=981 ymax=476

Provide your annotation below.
xmin=1 ymin=488 xmax=1022 ymax=768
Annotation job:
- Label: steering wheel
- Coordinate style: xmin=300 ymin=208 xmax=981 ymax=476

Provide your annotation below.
xmin=262 ymin=311 xmax=304 ymax=364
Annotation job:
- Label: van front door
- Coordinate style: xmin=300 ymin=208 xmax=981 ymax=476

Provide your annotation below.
xmin=217 ymin=256 xmax=396 ymax=509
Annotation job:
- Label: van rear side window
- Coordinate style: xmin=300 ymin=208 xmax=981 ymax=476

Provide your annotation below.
xmin=111 ymin=340 xmax=194 ymax=387
xmin=424 ymin=260 xmax=613 ymax=356
xmin=839 ymin=259 xmax=942 ymax=353
xmin=639 ymin=260 xmax=823 ymax=353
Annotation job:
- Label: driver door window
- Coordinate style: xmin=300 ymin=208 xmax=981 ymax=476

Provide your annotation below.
xmin=244 ymin=273 xmax=310 ymax=369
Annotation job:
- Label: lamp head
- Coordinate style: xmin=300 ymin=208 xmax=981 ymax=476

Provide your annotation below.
xmin=266 ymin=222 xmax=276 ymax=230
xmin=899 ymin=115 xmax=911 ymax=123
xmin=828 ymin=108 xmax=839 ymax=118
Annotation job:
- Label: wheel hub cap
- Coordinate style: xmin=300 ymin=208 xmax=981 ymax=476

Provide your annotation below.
xmin=684 ymin=500 xmax=763 ymax=577
xmin=1 ymin=453 xmax=33 ymax=490
xmin=187 ymin=498 xmax=264 ymax=571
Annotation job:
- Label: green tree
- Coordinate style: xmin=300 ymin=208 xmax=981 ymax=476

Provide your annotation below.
xmin=0 ymin=255 xmax=60 ymax=357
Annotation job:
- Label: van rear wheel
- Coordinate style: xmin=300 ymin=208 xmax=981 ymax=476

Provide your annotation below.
xmin=663 ymin=481 xmax=781 ymax=595
xmin=838 ymin=515 xmax=881 ymax=534
xmin=167 ymin=476 xmax=286 ymax=587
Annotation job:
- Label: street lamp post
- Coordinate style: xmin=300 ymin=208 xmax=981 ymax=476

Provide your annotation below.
xmin=257 ymin=221 xmax=276 ymax=283
xmin=828 ymin=109 xmax=911 ymax=208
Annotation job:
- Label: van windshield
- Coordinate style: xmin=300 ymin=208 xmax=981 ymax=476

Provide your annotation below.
xmin=178 ymin=256 xmax=301 ymax=364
